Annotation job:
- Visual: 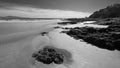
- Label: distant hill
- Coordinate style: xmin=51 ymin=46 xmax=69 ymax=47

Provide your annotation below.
xmin=0 ymin=16 xmax=60 ymax=20
xmin=89 ymin=4 xmax=120 ymax=18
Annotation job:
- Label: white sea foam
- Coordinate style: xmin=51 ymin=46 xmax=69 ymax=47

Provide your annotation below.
xmin=60 ymin=21 xmax=108 ymax=28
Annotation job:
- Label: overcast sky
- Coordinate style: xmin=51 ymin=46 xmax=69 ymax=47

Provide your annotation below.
xmin=0 ymin=0 xmax=120 ymax=18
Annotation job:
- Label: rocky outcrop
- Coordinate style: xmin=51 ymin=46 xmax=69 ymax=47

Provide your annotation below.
xmin=32 ymin=46 xmax=73 ymax=65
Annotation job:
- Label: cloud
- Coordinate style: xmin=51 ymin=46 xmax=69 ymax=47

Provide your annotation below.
xmin=0 ymin=3 xmax=91 ymax=18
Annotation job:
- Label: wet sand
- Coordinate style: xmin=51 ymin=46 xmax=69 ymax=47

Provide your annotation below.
xmin=0 ymin=20 xmax=60 ymax=68
xmin=48 ymin=28 xmax=120 ymax=68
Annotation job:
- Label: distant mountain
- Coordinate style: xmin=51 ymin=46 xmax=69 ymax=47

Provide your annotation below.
xmin=89 ymin=4 xmax=120 ymax=18
xmin=0 ymin=16 xmax=60 ymax=20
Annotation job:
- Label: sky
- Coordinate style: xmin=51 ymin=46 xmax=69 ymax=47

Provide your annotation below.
xmin=0 ymin=0 xmax=120 ymax=18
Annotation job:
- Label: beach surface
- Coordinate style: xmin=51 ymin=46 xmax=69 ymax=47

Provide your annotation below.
xmin=0 ymin=20 xmax=120 ymax=68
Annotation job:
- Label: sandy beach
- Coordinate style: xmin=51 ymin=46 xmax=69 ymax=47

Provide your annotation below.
xmin=0 ymin=20 xmax=120 ymax=68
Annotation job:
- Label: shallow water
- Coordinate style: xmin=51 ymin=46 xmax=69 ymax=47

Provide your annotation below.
xmin=0 ymin=20 xmax=62 ymax=35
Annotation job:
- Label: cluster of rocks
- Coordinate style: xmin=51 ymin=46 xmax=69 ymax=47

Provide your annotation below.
xmin=61 ymin=26 xmax=120 ymax=51
xmin=32 ymin=46 xmax=65 ymax=64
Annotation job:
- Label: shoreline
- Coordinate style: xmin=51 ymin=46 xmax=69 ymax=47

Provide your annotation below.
xmin=58 ymin=20 xmax=120 ymax=51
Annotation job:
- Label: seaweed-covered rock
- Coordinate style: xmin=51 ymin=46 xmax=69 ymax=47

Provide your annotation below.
xmin=62 ymin=25 xmax=120 ymax=51
xmin=32 ymin=49 xmax=54 ymax=64
xmin=53 ymin=54 xmax=64 ymax=64
xmin=32 ymin=46 xmax=71 ymax=64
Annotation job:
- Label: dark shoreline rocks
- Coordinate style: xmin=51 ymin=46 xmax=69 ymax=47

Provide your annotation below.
xmin=61 ymin=22 xmax=120 ymax=51
xmin=41 ymin=32 xmax=48 ymax=36
xmin=57 ymin=22 xmax=78 ymax=25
